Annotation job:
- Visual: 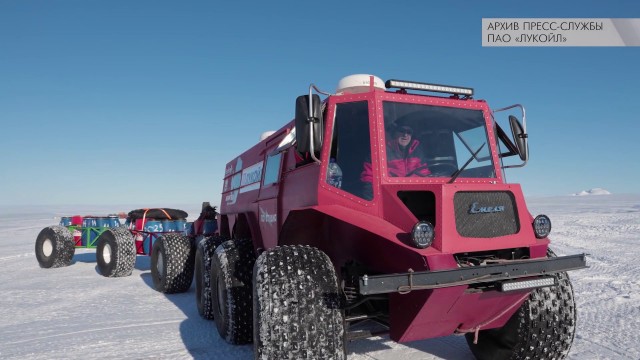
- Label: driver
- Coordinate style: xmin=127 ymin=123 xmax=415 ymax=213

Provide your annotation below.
xmin=385 ymin=124 xmax=430 ymax=177
xmin=360 ymin=123 xmax=430 ymax=199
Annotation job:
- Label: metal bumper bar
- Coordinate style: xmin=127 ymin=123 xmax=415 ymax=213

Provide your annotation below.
xmin=358 ymin=254 xmax=587 ymax=295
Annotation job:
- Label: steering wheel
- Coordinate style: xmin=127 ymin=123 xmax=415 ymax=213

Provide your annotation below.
xmin=405 ymin=163 xmax=458 ymax=177
xmin=427 ymin=162 xmax=458 ymax=177
xmin=405 ymin=164 xmax=432 ymax=177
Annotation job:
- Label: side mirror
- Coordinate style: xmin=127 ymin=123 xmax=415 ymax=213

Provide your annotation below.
xmin=295 ymin=94 xmax=323 ymax=154
xmin=509 ymin=115 xmax=529 ymax=161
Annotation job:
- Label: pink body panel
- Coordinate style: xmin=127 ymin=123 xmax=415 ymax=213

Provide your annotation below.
xmin=389 ymin=287 xmax=528 ymax=342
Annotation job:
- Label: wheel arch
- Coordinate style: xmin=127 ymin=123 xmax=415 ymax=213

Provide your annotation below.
xmin=219 ymin=214 xmax=231 ymax=238
xmin=280 ymin=206 xmax=428 ymax=275
xmin=224 ymin=212 xmax=261 ymax=248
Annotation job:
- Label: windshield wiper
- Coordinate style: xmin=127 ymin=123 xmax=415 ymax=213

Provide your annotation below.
xmin=448 ymin=143 xmax=486 ymax=184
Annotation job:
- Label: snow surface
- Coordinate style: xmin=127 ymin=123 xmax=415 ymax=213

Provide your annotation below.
xmin=1 ymin=195 xmax=639 ymax=359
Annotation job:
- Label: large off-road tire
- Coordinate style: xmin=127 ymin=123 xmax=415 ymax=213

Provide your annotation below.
xmin=211 ymin=238 xmax=256 ymax=344
xmin=96 ymin=227 xmax=136 ymax=277
xmin=253 ymin=245 xmax=345 ymax=359
xmin=151 ymin=233 xmax=195 ymax=293
xmin=465 ymin=249 xmax=577 ymax=360
xmin=35 ymin=226 xmax=75 ymax=268
xmin=195 ymin=234 xmax=228 ymax=320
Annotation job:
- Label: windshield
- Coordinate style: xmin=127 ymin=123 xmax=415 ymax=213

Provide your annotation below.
xmin=383 ymin=102 xmax=495 ymax=179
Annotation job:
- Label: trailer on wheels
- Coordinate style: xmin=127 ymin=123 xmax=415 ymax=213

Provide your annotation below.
xmin=35 ymin=204 xmax=219 ymax=294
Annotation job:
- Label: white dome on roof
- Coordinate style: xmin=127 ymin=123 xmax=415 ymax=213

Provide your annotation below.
xmin=260 ymin=131 xmax=276 ymax=141
xmin=336 ymin=74 xmax=385 ymax=94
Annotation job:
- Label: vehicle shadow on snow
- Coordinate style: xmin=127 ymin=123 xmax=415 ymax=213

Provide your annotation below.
xmin=347 ymin=326 xmax=475 ymax=359
xmin=404 ymin=336 xmax=475 ymax=359
xmin=72 ymin=251 xmax=151 ymax=268
xmin=72 ymin=252 xmax=97 ymax=264
xmin=138 ymin=273 xmax=253 ymax=359
xmin=131 ymin=261 xmax=469 ymax=360
xmin=73 ymin=253 xmax=155 ymax=275
xmin=134 ymin=255 xmax=151 ymax=271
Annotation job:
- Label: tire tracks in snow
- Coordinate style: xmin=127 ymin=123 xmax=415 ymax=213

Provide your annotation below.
xmin=2 ymin=319 xmax=183 ymax=345
xmin=0 ymin=253 xmax=33 ymax=261
xmin=573 ymin=333 xmax=637 ymax=360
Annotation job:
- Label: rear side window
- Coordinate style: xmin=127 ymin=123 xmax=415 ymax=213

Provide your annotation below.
xmin=263 ymin=152 xmax=282 ymax=186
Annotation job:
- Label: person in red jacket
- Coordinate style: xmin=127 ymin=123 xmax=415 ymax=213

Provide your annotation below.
xmin=361 ymin=124 xmax=430 ymax=199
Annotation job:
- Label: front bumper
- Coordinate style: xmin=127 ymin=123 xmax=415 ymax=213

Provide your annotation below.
xmin=358 ymin=253 xmax=587 ymax=295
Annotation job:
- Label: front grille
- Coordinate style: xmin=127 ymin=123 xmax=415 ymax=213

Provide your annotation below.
xmin=454 ymin=191 xmax=519 ymax=238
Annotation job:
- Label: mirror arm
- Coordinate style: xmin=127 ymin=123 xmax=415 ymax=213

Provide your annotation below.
xmin=308 ymin=121 xmax=321 ymax=164
xmin=503 ymin=133 xmax=529 ymax=168
xmin=503 ymin=159 xmax=528 ymax=169
xmin=494 ymin=104 xmax=528 ymax=168
xmin=307 ymin=84 xmax=324 ymax=164
xmin=493 ymin=104 xmax=527 ymax=133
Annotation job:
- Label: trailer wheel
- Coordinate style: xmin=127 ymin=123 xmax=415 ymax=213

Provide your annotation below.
xmin=211 ymin=238 xmax=256 ymax=344
xmin=96 ymin=227 xmax=136 ymax=277
xmin=465 ymin=249 xmax=577 ymax=360
xmin=195 ymin=235 xmax=228 ymax=320
xmin=151 ymin=233 xmax=195 ymax=293
xmin=253 ymin=245 xmax=345 ymax=359
xmin=35 ymin=226 xmax=75 ymax=268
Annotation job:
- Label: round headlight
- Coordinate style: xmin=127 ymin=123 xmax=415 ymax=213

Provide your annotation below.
xmin=411 ymin=221 xmax=434 ymax=249
xmin=533 ymin=215 xmax=552 ymax=238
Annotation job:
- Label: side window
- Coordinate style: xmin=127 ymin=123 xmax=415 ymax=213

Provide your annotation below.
xmin=326 ymin=101 xmax=371 ymax=199
xmin=263 ymin=152 xmax=282 ymax=186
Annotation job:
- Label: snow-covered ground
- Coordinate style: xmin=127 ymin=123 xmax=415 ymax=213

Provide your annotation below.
xmin=1 ymin=195 xmax=639 ymax=359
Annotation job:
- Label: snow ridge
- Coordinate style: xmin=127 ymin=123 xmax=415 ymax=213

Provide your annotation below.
xmin=572 ymin=188 xmax=611 ymax=196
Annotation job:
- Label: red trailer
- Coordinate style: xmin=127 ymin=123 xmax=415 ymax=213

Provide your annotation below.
xmin=35 ymin=205 xmax=219 ymax=294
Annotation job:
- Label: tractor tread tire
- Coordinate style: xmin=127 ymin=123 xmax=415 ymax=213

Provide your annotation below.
xmin=96 ymin=227 xmax=136 ymax=277
xmin=465 ymin=249 xmax=577 ymax=360
xmin=212 ymin=238 xmax=256 ymax=344
xmin=195 ymin=234 xmax=228 ymax=320
xmin=35 ymin=226 xmax=75 ymax=268
xmin=253 ymin=245 xmax=345 ymax=360
xmin=151 ymin=233 xmax=195 ymax=293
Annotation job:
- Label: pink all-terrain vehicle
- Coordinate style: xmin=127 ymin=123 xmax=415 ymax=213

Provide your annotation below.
xmin=193 ymin=75 xmax=587 ymax=359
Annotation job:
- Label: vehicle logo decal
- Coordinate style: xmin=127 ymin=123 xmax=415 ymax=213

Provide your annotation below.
xmin=225 ymin=190 xmax=238 ymax=205
xmin=239 ymin=161 xmax=264 ymax=193
xmin=240 ymin=161 xmax=264 ymax=187
xmin=468 ymin=202 xmax=505 ymax=214
xmin=260 ymin=207 xmax=277 ymax=226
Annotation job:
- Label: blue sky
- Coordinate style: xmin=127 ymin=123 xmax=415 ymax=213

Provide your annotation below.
xmin=1 ymin=0 xmax=639 ymax=207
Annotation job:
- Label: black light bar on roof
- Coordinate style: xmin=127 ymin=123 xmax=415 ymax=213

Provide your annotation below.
xmin=385 ymin=79 xmax=474 ymax=97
